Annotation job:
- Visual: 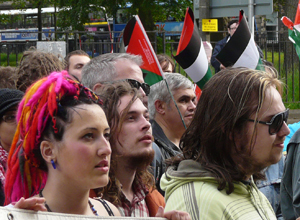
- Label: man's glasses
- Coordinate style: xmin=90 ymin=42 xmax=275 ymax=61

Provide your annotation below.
xmin=247 ymin=109 xmax=289 ymax=135
xmin=1 ymin=114 xmax=16 ymax=123
xmin=126 ymin=79 xmax=150 ymax=96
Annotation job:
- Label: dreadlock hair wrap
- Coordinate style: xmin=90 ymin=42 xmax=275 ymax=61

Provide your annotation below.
xmin=5 ymin=70 xmax=102 ymax=204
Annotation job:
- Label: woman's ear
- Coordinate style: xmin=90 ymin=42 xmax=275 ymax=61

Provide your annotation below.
xmin=40 ymin=140 xmax=57 ymax=163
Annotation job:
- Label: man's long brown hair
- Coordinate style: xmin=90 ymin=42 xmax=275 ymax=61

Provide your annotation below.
xmin=94 ymin=81 xmax=154 ymax=205
xmin=15 ymin=48 xmax=64 ymax=92
xmin=170 ymin=67 xmax=283 ymax=194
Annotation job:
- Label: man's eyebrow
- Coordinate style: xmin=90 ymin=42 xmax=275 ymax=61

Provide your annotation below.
xmin=179 ymin=95 xmax=194 ymax=99
xmin=126 ymin=109 xmax=148 ymax=115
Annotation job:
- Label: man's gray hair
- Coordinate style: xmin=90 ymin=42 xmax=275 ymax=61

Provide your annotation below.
xmin=81 ymin=53 xmax=143 ymax=89
xmin=148 ymin=73 xmax=194 ymax=119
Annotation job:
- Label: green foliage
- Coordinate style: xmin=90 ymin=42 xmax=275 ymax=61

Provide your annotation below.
xmin=57 ymin=1 xmax=106 ymax=31
xmin=0 ymin=14 xmax=22 ymax=26
xmin=0 ymin=0 xmax=192 ymax=32
xmin=101 ymin=0 xmax=192 ymax=31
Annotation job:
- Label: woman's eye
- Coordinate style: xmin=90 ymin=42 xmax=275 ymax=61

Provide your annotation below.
xmin=104 ymin=132 xmax=110 ymax=140
xmin=83 ymin=133 xmax=94 ymax=140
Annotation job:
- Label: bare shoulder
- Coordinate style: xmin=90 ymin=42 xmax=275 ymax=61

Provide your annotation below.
xmin=90 ymin=198 xmax=121 ymax=216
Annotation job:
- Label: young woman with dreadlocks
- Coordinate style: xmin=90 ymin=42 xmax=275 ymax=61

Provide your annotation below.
xmin=4 ymin=70 xmax=120 ymax=216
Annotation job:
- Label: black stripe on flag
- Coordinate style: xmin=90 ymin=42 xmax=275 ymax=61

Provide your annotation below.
xmin=174 ymin=22 xmax=201 ymax=69
xmin=123 ymin=17 xmax=136 ymax=47
xmin=216 ymin=12 xmax=251 ymax=67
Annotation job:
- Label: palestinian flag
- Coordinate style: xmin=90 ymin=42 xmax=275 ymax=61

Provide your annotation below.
xmin=123 ymin=15 xmax=165 ymax=85
xmin=174 ymin=7 xmax=212 ymax=89
xmin=216 ymin=10 xmax=264 ymax=70
xmin=282 ymin=0 xmax=300 ymax=59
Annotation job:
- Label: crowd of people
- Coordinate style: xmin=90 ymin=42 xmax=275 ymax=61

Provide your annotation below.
xmin=0 ymin=40 xmax=296 ymax=220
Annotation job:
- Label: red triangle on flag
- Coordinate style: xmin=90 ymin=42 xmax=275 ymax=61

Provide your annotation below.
xmin=123 ymin=16 xmax=164 ymax=85
xmin=177 ymin=8 xmax=194 ymax=55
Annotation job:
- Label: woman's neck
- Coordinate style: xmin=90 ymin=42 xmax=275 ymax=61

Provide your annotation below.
xmin=41 ymin=175 xmax=92 ymax=215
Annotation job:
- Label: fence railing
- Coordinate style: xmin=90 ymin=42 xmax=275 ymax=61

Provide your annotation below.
xmin=0 ymin=29 xmax=299 ymax=106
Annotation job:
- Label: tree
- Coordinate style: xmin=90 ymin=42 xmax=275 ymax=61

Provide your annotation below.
xmin=101 ymin=0 xmax=192 ymax=31
xmin=0 ymin=0 xmax=55 ymax=40
xmin=0 ymin=0 xmax=192 ymax=32
xmin=56 ymin=0 xmax=107 ymax=31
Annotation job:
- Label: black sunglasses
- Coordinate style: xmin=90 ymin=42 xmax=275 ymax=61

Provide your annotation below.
xmin=248 ymin=109 xmax=289 ymax=135
xmin=126 ymin=79 xmax=150 ymax=96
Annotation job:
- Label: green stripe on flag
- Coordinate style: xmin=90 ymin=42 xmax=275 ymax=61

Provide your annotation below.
xmin=143 ymin=69 xmax=163 ymax=86
xmin=195 ymin=67 xmax=212 ymax=89
xmin=289 ymin=29 xmax=300 ymax=59
xmin=256 ymin=58 xmax=265 ymax=71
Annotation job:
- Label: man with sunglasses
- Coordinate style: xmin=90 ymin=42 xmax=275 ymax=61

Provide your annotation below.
xmin=81 ymin=53 xmax=164 ymax=196
xmin=81 ymin=53 xmax=149 ymax=105
xmin=160 ymin=67 xmax=289 ymax=219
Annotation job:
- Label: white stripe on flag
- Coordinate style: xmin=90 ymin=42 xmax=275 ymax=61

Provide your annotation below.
xmin=233 ymin=36 xmax=259 ymax=70
xmin=184 ymin=41 xmax=208 ymax=82
xmin=294 ymin=23 xmax=300 ymax=32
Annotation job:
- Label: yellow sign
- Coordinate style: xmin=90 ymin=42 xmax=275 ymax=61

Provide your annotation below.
xmin=202 ymin=19 xmax=218 ymax=32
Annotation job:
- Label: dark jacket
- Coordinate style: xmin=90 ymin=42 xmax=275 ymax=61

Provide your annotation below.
xmin=211 ymin=35 xmax=230 ymax=73
xmin=151 ymin=120 xmax=181 ymax=160
xmin=150 ymin=142 xmax=164 ymax=192
xmin=151 ymin=120 xmax=182 ymax=195
xmin=281 ymin=128 xmax=300 ymax=220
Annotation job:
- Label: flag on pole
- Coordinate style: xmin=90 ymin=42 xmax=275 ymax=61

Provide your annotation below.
xmin=216 ymin=10 xmax=264 ymax=70
xmin=174 ymin=7 xmax=212 ymax=89
xmin=281 ymin=0 xmax=300 ymax=59
xmin=123 ymin=15 xmax=165 ymax=85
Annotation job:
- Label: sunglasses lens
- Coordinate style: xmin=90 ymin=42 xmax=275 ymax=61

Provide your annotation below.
xmin=141 ymin=83 xmax=150 ymax=96
xmin=127 ymin=79 xmax=140 ymax=89
xmin=269 ymin=114 xmax=284 ymax=135
xmin=127 ymin=79 xmax=150 ymax=96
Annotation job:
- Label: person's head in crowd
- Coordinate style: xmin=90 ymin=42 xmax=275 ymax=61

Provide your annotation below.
xmin=0 ymin=89 xmax=24 ymax=152
xmin=15 ymin=49 xmax=64 ymax=92
xmin=64 ymin=50 xmax=90 ymax=82
xmin=174 ymin=67 xmax=290 ymax=193
xmin=157 ymin=54 xmax=175 ymax=73
xmin=5 ymin=71 xmax=120 ymax=217
xmin=0 ymin=67 xmax=17 ymax=89
xmin=227 ymin=19 xmax=239 ymax=37
xmin=81 ymin=53 xmax=149 ymax=105
xmin=0 ymin=88 xmax=24 ymax=206
xmin=148 ymin=73 xmax=196 ymax=144
xmin=94 ymin=81 xmax=155 ymax=205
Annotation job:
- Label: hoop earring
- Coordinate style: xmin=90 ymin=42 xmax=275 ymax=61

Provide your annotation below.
xmin=51 ymin=159 xmax=56 ymax=169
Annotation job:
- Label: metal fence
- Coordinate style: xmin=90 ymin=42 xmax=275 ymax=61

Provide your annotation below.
xmin=0 ymin=29 xmax=299 ymax=104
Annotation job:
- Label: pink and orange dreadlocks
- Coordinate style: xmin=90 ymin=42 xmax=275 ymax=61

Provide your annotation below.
xmin=5 ymin=71 xmax=102 ymax=204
